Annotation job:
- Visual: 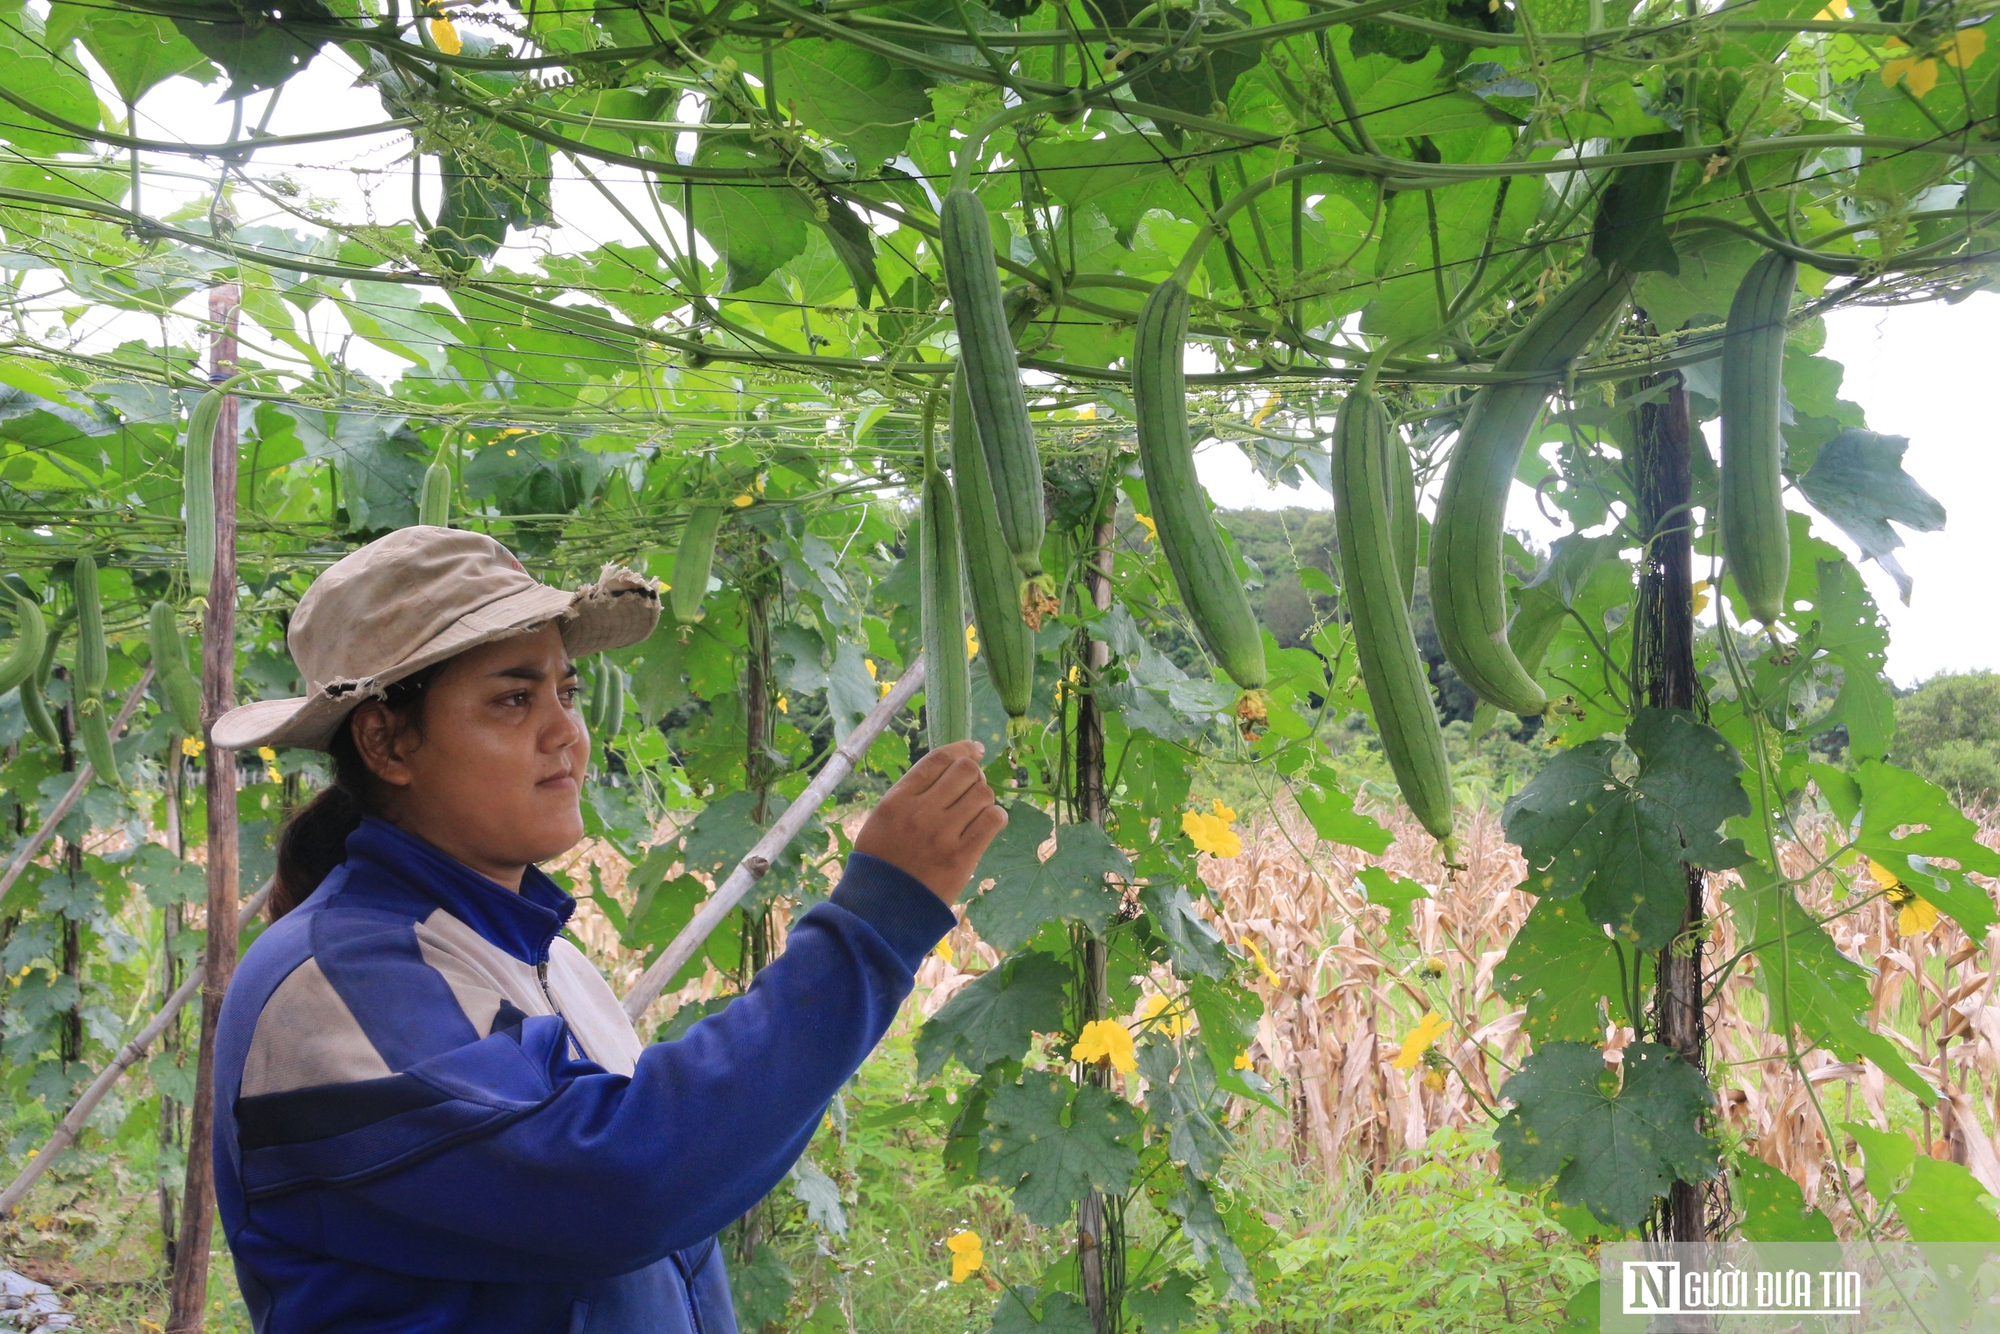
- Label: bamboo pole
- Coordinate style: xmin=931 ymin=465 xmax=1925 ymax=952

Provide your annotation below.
xmin=0 ymin=667 xmax=156 ymax=905
xmin=621 ymin=652 xmax=928 ymax=1022
xmin=169 ymin=279 xmax=242 ymax=1334
xmin=0 ymin=881 xmax=273 ymax=1218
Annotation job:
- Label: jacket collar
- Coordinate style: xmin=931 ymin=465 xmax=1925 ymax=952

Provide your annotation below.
xmin=345 ymin=816 xmax=576 ymax=965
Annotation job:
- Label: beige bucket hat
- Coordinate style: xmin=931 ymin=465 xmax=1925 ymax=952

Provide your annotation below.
xmin=212 ymin=526 xmax=661 ymax=752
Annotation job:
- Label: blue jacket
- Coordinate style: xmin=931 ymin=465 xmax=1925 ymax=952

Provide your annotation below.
xmin=213 ymin=816 xmax=955 ymax=1334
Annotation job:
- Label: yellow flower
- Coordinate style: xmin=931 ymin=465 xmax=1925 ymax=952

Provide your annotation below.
xmin=1875 ymin=859 xmax=1940 ymax=934
xmin=1133 ymin=512 xmax=1158 ymax=543
xmin=732 ymin=492 xmax=754 ymax=507
xmin=965 ymin=624 xmax=979 ymax=660
xmin=257 ymin=746 xmax=276 ymax=762
xmin=1392 ymin=1011 xmax=1450 ymax=1070
xmin=1690 ymin=580 xmax=1710 ymax=617
xmin=1233 ymin=1049 xmax=1253 ymax=1070
xmin=946 ymin=1230 xmax=983 ymax=1283
xmin=266 ymin=766 xmax=282 ymax=784
xmin=879 ymin=680 xmax=893 ymax=698
xmin=499 ymin=427 xmax=528 ymax=436
xmin=776 ymin=695 xmax=789 ymax=714
xmin=506 ymin=449 xmax=517 ymax=457
xmin=1424 ymin=1067 xmax=1448 ymax=1092
xmin=865 ymin=658 xmax=877 ymax=679
xmin=1239 ymin=935 xmax=1282 ymax=988
xmin=181 ymin=736 xmax=204 ymax=757
xmin=1880 ymin=29 xmax=1983 ymax=98
xmin=1251 ymin=392 xmax=1281 ymax=426
xmin=1181 ymin=810 xmax=1242 ymax=859
xmin=933 ymin=938 xmax=954 ymax=964
xmin=1210 ymin=798 xmax=1236 ymax=823
xmin=428 ymin=15 xmax=462 ymax=53
xmin=1071 ymin=1018 xmax=1137 ymax=1073
xmin=1139 ymin=992 xmax=1190 ymax=1037
xmin=1813 ymin=0 xmax=1847 ymax=16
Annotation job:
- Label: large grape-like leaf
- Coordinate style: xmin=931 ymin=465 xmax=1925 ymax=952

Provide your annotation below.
xmin=1850 ymin=759 xmax=2000 ymax=940
xmin=1494 ymin=1041 xmax=1719 ymax=1230
xmin=1503 ymin=707 xmax=1749 ymax=949
xmin=977 ymin=1071 xmax=1141 ymax=1226
xmin=1893 ymin=1158 xmax=2000 ymax=1244
xmin=1795 ymin=429 xmax=1945 ymax=604
xmin=1493 ymin=893 xmax=1648 ymax=1044
xmin=963 ymin=804 xmax=1131 ymax=952
xmin=914 ymin=949 xmax=1069 ymax=1078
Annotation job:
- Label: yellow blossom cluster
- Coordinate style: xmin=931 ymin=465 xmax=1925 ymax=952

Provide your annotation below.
xmin=1872 ymin=859 xmax=1939 ymax=935
xmin=1880 ymin=27 xmax=1985 ymax=98
xmin=1181 ymin=800 xmax=1241 ymax=859
xmin=1391 ymin=1011 xmax=1450 ymax=1070
xmin=946 ymin=1230 xmax=983 ymax=1282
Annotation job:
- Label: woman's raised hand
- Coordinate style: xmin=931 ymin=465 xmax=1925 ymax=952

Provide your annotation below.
xmin=853 ymin=740 xmax=1007 ymax=906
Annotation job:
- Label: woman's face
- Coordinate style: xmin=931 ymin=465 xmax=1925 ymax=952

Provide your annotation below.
xmin=352 ymin=623 xmax=588 ymax=888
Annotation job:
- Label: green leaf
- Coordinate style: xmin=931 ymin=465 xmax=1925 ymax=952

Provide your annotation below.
xmin=1167 ymin=1168 xmax=1255 ymax=1303
xmin=1852 ymin=760 xmax=2000 ymax=942
xmin=1123 ymin=1272 xmax=1199 ymax=1334
xmin=1807 ymin=556 xmax=1894 ymax=762
xmin=1138 ymin=882 xmax=1229 ymax=980
xmin=680 ymin=789 xmax=822 ymax=910
xmin=764 ymin=39 xmax=932 ymax=167
xmin=1504 ymin=708 xmax=1750 ymax=949
xmin=964 ymin=805 xmax=1131 ymax=952
xmin=0 ymin=1 xmax=101 ymax=156
xmin=1293 ymin=777 xmax=1394 ymax=854
xmin=1795 ymin=429 xmax=1946 ymax=604
xmin=1355 ymin=865 xmax=1428 ymax=933
xmin=731 ymin=1241 xmax=794 ymax=1331
xmin=1137 ymin=1040 xmax=1231 ymax=1178
xmin=1893 ymin=1157 xmax=2000 ymax=1244
xmin=989 ymin=1288 xmax=1095 ymax=1334
xmin=1494 ymin=1040 xmax=1719 ymax=1230
xmin=167 ymin=0 xmax=333 ymax=97
xmin=1726 ymin=865 xmax=1935 ymax=1103
xmin=1733 ymin=1154 xmax=1837 ymax=1244
xmin=47 ymin=2 xmax=214 ymax=102
xmin=1842 ymin=1121 xmax=1917 ymax=1204
xmin=1589 ymin=135 xmax=1681 ymax=276
xmin=127 ymin=842 xmax=205 ymax=909
xmin=1494 ymin=893 xmax=1649 ymax=1044
xmin=977 ymin=1070 xmax=1142 ymax=1226
xmin=689 ymin=136 xmax=812 ymax=293
xmin=914 ymin=949 xmax=1069 ymax=1079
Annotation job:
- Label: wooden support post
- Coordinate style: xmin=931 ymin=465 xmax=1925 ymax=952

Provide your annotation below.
xmin=1632 ymin=367 xmax=1718 ymax=1253
xmin=168 ymin=281 xmax=242 ymax=1334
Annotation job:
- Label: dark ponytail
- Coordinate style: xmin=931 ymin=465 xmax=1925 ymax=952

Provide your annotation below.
xmin=270 ymin=666 xmax=441 ymax=921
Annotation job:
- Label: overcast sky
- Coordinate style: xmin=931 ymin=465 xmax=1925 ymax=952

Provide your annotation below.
xmin=66 ymin=52 xmax=2000 ymax=687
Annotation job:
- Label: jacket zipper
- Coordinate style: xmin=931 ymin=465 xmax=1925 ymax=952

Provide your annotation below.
xmin=536 ymin=960 xmax=589 ymax=1062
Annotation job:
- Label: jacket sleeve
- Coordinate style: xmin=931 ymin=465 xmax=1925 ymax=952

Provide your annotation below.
xmin=237 ymin=851 xmax=954 ymax=1284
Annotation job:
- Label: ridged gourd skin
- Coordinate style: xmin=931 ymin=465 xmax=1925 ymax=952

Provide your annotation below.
xmin=72 ymin=556 xmax=106 ymax=703
xmin=1131 ymin=279 xmax=1269 ymax=690
xmin=1719 ymin=251 xmax=1797 ymax=626
xmin=21 ymin=620 xmax=61 ymax=748
xmin=0 ymin=587 xmax=46 ymax=698
xmin=670 ymin=505 xmax=725 ymax=624
xmin=1387 ymin=421 xmax=1420 ymax=609
xmin=418 ymin=457 xmax=452 ymax=528
xmin=600 ymin=659 xmax=624 ymax=737
xmin=919 ymin=460 xmax=973 ymax=747
xmin=939 ymin=188 xmax=1045 ymax=577
xmin=183 ymin=388 xmax=222 ymax=601
xmin=148 ymin=600 xmax=204 ymax=736
xmin=79 ymin=709 xmax=119 ymax=787
xmin=1333 ymin=390 xmax=1455 ymax=841
xmin=949 ymin=369 xmax=1032 ymax=717
xmin=1429 ymin=261 xmax=1633 ymax=716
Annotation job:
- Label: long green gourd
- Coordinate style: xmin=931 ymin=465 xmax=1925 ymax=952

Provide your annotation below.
xmin=21 ymin=616 xmax=63 ymax=749
xmin=182 ymin=387 xmax=223 ymax=602
xmin=919 ymin=440 xmax=972 ymax=748
xmin=1719 ymin=251 xmax=1798 ymax=626
xmin=670 ymin=505 xmax=725 ymax=624
xmin=72 ymin=556 xmax=117 ymax=786
xmin=1131 ymin=278 xmax=1268 ymax=691
xmin=149 ymin=601 xmax=204 ymax=737
xmin=0 ymin=587 xmax=45 ymax=698
xmin=1428 ymin=261 xmax=1633 ymax=716
xmin=949 ymin=369 xmax=1032 ymax=717
xmin=1333 ymin=388 xmax=1454 ymax=842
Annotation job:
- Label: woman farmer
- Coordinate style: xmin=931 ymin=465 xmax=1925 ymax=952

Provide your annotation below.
xmin=209 ymin=526 xmax=1006 ymax=1334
